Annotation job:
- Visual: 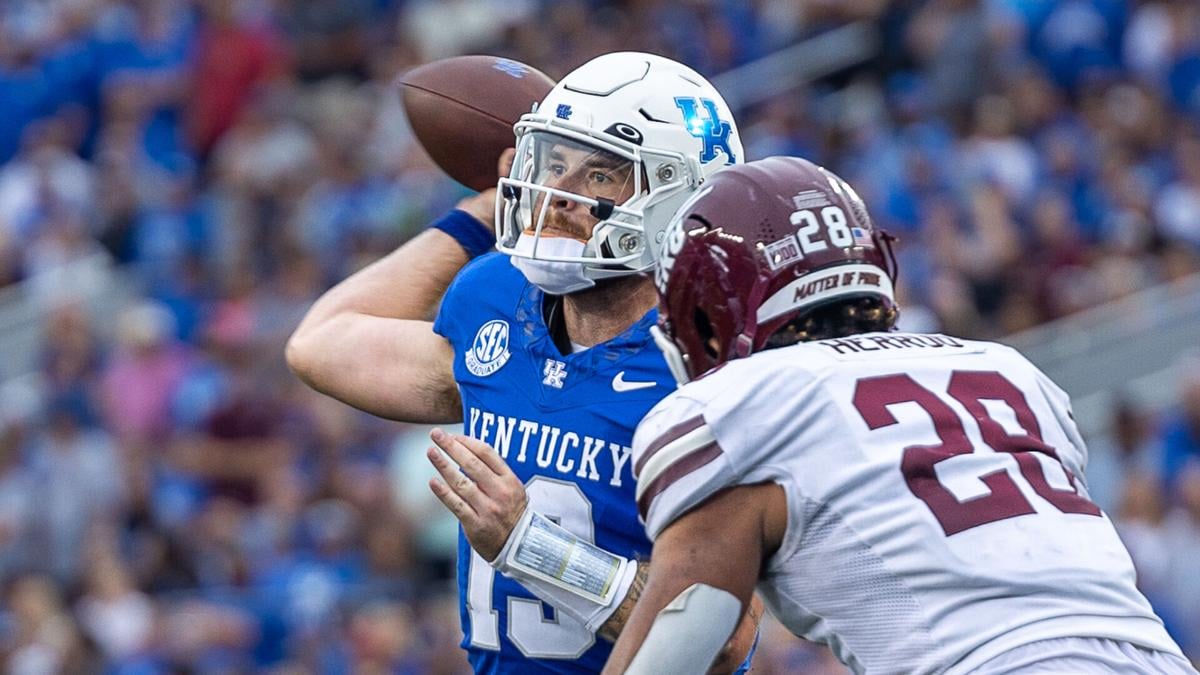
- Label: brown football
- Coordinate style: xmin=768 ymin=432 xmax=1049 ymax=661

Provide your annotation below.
xmin=399 ymin=55 xmax=555 ymax=191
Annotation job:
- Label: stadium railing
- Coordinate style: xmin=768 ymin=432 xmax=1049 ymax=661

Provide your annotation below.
xmin=1005 ymin=271 xmax=1200 ymax=440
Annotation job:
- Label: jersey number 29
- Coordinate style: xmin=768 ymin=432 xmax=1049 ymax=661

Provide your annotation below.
xmin=853 ymin=370 xmax=1101 ymax=535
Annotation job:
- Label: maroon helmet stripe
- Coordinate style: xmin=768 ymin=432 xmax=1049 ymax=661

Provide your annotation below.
xmin=637 ymin=441 xmax=724 ymax=519
xmin=633 ymin=414 xmax=707 ymax=478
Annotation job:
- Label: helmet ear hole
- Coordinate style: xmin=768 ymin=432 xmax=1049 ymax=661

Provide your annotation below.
xmin=692 ymin=308 xmax=719 ymax=360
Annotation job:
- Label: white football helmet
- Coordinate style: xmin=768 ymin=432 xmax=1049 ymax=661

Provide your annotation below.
xmin=496 ymin=52 xmax=743 ymax=283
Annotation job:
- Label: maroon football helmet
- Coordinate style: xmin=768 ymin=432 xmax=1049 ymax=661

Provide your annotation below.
xmin=651 ymin=156 xmax=898 ymax=384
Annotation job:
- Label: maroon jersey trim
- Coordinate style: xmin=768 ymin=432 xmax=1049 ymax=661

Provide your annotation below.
xmin=637 ymin=441 xmax=724 ymax=520
xmin=633 ymin=414 xmax=707 ymax=478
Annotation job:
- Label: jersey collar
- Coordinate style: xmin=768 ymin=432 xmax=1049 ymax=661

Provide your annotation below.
xmin=516 ymin=281 xmax=657 ymax=373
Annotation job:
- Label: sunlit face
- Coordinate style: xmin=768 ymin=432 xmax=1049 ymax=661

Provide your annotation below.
xmin=526 ymin=135 xmax=638 ymax=241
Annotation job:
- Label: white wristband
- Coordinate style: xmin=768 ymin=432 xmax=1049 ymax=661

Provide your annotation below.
xmin=492 ymin=507 xmax=637 ymax=633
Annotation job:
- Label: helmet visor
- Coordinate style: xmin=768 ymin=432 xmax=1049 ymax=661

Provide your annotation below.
xmin=498 ymin=131 xmax=646 ymax=263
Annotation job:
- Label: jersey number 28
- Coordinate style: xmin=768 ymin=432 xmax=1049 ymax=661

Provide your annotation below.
xmin=853 ymin=370 xmax=1101 ymax=535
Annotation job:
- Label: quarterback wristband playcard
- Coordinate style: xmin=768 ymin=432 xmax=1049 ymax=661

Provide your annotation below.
xmin=507 ymin=511 xmax=627 ymax=605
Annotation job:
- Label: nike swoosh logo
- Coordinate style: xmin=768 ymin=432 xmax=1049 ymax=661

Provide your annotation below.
xmin=612 ymin=371 xmax=657 ymax=392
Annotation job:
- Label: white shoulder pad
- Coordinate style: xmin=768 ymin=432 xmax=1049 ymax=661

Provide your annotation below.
xmin=632 ymin=351 xmax=819 ymax=539
xmin=632 ymin=390 xmax=733 ymax=540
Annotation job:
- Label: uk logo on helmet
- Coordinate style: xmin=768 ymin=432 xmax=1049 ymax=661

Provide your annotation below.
xmin=674 ymin=97 xmax=736 ymax=165
xmin=465 ymin=320 xmax=511 ymax=377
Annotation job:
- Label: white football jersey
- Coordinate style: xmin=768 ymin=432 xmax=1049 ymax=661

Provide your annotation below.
xmin=632 ymin=332 xmax=1183 ymax=674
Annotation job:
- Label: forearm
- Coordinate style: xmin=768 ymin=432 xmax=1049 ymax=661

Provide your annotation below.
xmin=287 ymin=219 xmax=476 ymax=422
xmin=598 ymin=562 xmax=649 ymax=641
xmin=604 ymin=485 xmax=782 ymax=674
xmin=488 ymin=512 xmax=755 ymax=673
xmin=599 ymin=562 xmax=759 ymax=673
xmin=296 ymin=227 xmax=468 ymax=329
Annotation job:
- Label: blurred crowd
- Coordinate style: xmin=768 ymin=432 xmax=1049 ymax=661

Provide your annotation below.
xmin=0 ymin=0 xmax=1198 ymax=672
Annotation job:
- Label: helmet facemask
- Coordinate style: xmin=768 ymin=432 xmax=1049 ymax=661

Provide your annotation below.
xmin=497 ymin=122 xmax=698 ymax=284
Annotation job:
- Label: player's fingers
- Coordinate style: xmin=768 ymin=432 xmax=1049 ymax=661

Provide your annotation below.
xmin=427 ymin=445 xmax=484 ymax=507
xmin=453 ymin=433 xmax=515 ymax=476
xmin=498 ymin=146 xmax=515 ymax=177
xmin=429 ymin=477 xmax=477 ymax=524
xmin=430 ymin=428 xmax=496 ymax=487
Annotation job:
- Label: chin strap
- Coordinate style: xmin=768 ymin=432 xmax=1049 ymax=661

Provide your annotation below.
xmin=874 ymin=229 xmax=900 ymax=285
xmin=732 ymin=267 xmax=772 ymax=360
xmin=651 ymin=324 xmax=690 ymax=387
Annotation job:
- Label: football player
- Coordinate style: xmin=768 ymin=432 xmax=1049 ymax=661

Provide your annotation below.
xmin=287 ymin=52 xmax=759 ymax=673
xmin=602 ymin=157 xmax=1197 ymax=674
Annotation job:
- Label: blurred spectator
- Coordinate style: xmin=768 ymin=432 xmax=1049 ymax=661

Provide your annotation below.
xmin=101 ymin=300 xmax=190 ymax=448
xmin=2 ymin=575 xmax=91 ymax=675
xmin=345 ymin=601 xmax=423 ymax=673
xmin=1165 ymin=464 xmax=1200 ymax=655
xmin=1087 ymin=398 xmax=1164 ymax=514
xmin=0 ymin=118 xmax=93 ymax=243
xmin=1113 ymin=471 xmax=1178 ymax=644
xmin=907 ymin=0 xmax=989 ymax=113
xmin=188 ymin=0 xmax=288 ymax=157
xmin=25 ymin=390 xmax=122 ymax=583
xmin=0 ymin=420 xmax=33 ymax=581
xmin=40 ymin=303 xmax=100 ymax=397
xmin=1155 ymin=132 xmax=1200 ymax=247
xmin=23 ymin=206 xmax=116 ymax=307
xmin=75 ymin=552 xmax=155 ymax=662
xmin=1162 ymin=357 xmax=1200 ymax=492
xmin=276 ymin=0 xmax=377 ymax=81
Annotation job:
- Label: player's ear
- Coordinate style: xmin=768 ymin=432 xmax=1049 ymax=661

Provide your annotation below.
xmin=498 ymin=147 xmax=516 ymax=179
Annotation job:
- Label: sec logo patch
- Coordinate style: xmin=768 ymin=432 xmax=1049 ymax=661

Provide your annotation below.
xmin=466 ymin=320 xmax=511 ymax=377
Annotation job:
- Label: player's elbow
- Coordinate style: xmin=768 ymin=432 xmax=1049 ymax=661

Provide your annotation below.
xmin=285 ymin=325 xmax=320 ymax=385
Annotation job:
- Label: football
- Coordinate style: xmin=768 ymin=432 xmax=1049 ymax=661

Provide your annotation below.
xmin=399 ymin=55 xmax=555 ymax=191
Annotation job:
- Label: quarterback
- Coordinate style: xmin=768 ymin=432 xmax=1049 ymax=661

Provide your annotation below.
xmin=288 ymin=52 xmax=757 ymax=673
xmin=603 ymin=157 xmax=1196 ymax=674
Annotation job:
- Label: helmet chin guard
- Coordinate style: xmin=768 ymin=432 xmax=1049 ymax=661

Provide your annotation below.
xmin=496 ymin=127 xmax=696 ymax=280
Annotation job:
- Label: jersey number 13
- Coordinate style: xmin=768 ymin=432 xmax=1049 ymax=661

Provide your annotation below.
xmin=466 ymin=476 xmax=597 ymax=659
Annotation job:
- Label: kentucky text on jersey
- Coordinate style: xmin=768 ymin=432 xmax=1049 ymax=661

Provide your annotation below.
xmin=466 ymin=406 xmax=633 ymax=487
xmin=433 ymin=252 xmax=664 ymax=674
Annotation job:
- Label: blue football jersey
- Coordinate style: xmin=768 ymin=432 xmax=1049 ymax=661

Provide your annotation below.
xmin=433 ymin=252 xmax=670 ymax=674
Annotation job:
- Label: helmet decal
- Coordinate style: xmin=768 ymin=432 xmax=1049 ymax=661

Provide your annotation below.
xmin=492 ymin=58 xmax=533 ymax=79
xmin=605 ymin=122 xmax=644 ymax=145
xmin=673 ymin=97 xmax=736 ymax=165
